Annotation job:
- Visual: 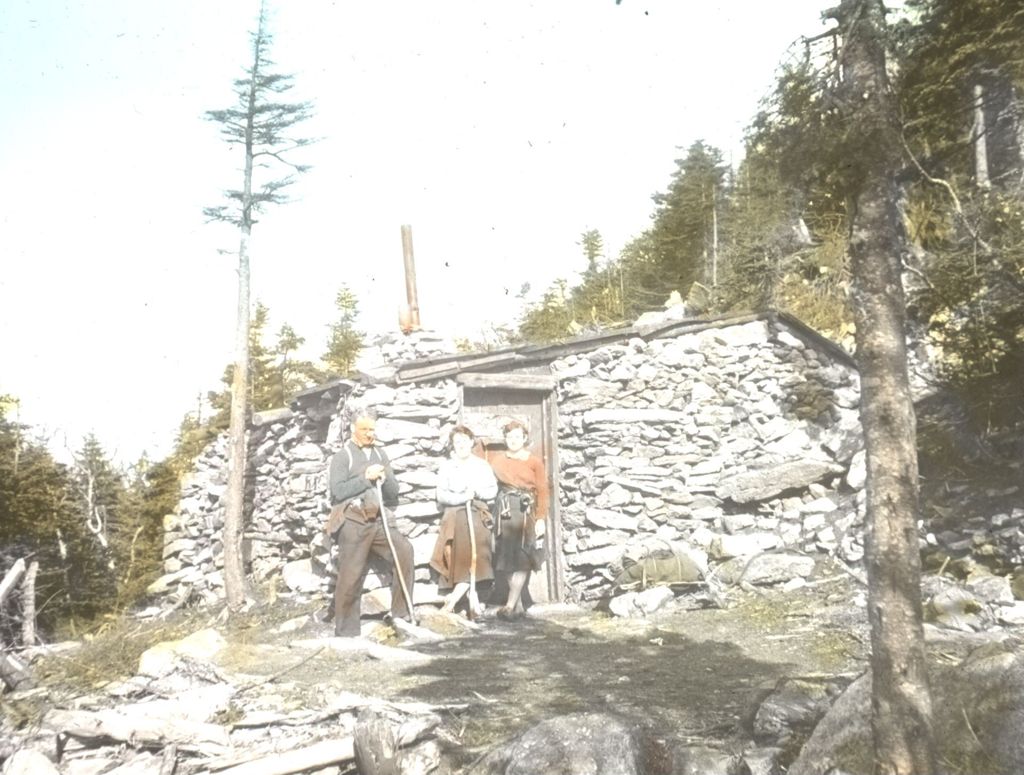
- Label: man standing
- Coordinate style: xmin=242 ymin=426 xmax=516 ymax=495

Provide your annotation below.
xmin=326 ymin=406 xmax=415 ymax=637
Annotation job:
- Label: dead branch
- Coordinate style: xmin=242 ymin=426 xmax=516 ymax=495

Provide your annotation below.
xmin=0 ymin=557 xmax=26 ymax=607
xmin=234 ymin=647 xmax=325 ymax=696
xmin=900 ymin=132 xmax=994 ymax=254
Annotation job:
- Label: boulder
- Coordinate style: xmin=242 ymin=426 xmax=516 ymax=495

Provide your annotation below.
xmin=566 ymin=544 xmax=624 ymax=568
xmin=709 ymin=533 xmax=780 ymax=560
xmin=2 ymin=750 xmax=60 ymax=775
xmin=716 ymin=553 xmax=815 ymax=586
xmin=585 ymin=508 xmax=636 ymax=532
xmin=609 ymin=586 xmax=676 ymax=618
xmin=845 ymin=449 xmax=867 ymax=490
xmin=281 ymin=558 xmax=322 ymax=593
xmin=468 ymin=712 xmax=673 ymax=775
xmin=716 ymin=460 xmax=843 ymax=503
xmin=752 ymin=677 xmax=846 ymax=746
xmin=790 ymin=646 xmax=1024 ymax=775
xmin=138 ymin=628 xmax=227 ymax=677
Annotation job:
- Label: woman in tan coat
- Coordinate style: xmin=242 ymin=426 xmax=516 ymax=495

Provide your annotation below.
xmin=429 ymin=425 xmax=498 ymax=617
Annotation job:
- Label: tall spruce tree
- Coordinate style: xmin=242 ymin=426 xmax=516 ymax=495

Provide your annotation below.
xmin=323 ymin=286 xmax=364 ymax=377
xmin=64 ymin=435 xmax=123 ymax=621
xmin=648 ymin=141 xmax=729 ymax=304
xmin=895 ymin=0 xmax=1024 ymax=430
xmin=205 ymin=0 xmax=313 ymax=609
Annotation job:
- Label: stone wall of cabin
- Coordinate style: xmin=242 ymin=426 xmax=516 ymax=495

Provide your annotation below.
xmin=150 ymin=320 xmax=867 ymax=607
xmin=551 ymin=320 xmax=864 ymax=601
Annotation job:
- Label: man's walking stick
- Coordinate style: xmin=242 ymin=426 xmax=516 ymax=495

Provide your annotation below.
xmin=465 ymin=499 xmax=483 ymax=618
xmin=376 ymin=480 xmax=417 ymax=626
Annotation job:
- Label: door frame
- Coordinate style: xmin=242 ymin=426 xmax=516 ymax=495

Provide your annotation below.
xmin=456 ymin=372 xmax=565 ymax=603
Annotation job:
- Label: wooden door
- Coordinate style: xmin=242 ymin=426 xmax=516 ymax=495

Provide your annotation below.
xmin=458 ymin=375 xmax=564 ymax=603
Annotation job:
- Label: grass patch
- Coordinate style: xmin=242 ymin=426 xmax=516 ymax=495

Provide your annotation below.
xmin=33 ymin=612 xmax=203 ymax=694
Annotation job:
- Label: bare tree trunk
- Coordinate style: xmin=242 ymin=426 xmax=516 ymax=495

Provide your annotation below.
xmin=0 ymin=558 xmax=25 ymax=607
xmin=21 ymin=560 xmax=38 ymax=647
xmin=222 ymin=35 xmax=262 ymax=611
xmin=712 ymin=184 xmax=719 ymax=290
xmin=206 ymin=0 xmax=311 ymax=610
xmin=973 ymin=83 xmax=991 ymax=190
xmin=830 ymin=1 xmax=937 ymax=773
xmin=223 ymin=228 xmax=252 ymax=611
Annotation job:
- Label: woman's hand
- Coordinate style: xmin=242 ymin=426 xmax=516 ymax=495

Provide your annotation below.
xmin=534 ymin=519 xmax=546 ymax=538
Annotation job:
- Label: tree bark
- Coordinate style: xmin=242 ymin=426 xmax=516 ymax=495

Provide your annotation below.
xmin=0 ymin=557 xmax=25 ymax=607
xmin=21 ymin=560 xmax=38 ymax=647
xmin=831 ymin=1 xmax=937 ymax=773
xmin=222 ymin=224 xmax=251 ymax=610
xmin=973 ymin=83 xmax=991 ymax=190
xmin=222 ymin=19 xmax=265 ymax=611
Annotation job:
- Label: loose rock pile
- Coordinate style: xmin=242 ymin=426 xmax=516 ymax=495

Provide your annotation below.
xmin=1 ymin=621 xmax=452 ymax=775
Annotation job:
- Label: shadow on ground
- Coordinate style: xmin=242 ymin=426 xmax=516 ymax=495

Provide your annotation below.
xmin=401 ymin=613 xmax=797 ymax=769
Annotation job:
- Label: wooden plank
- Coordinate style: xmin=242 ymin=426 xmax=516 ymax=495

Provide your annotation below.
xmin=542 ymin=391 xmax=565 ymax=603
xmin=208 ymin=738 xmax=355 ymax=775
xmin=251 ymin=408 xmax=294 ymax=427
xmin=455 ymin=372 xmax=555 ymax=391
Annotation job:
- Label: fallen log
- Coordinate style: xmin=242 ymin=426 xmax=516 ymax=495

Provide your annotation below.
xmin=43 ymin=707 xmax=231 ymax=752
xmin=205 ymin=737 xmax=355 ymax=775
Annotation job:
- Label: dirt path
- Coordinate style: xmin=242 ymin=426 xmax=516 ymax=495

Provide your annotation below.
xmin=225 ymin=574 xmax=869 ymax=770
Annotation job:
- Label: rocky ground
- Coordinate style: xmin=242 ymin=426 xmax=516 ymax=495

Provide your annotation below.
xmin=2 ymin=563 xmax=874 ymax=774
xmin=2 ymin=413 xmax=1022 ymax=774
xmin=6 ymin=540 xmax=1024 ymax=774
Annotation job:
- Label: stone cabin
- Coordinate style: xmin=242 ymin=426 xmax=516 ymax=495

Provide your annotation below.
xmin=154 ymin=310 xmax=867 ymax=608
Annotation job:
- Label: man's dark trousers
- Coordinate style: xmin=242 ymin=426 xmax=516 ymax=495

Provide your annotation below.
xmin=333 ymin=513 xmax=415 ymax=637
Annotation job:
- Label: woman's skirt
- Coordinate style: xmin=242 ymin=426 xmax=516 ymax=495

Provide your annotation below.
xmin=493 ymin=489 xmax=545 ymax=573
xmin=429 ymin=502 xmax=494 ymax=590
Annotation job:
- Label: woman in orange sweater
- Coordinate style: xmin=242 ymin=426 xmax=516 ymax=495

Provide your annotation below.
xmin=488 ymin=420 xmax=550 ymax=619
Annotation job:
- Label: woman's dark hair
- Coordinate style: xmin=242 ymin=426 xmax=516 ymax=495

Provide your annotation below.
xmin=449 ymin=424 xmax=476 ymax=447
xmin=502 ymin=419 xmax=528 ymax=438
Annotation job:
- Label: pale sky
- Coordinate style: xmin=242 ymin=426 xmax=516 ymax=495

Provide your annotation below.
xmin=0 ymin=1 xmax=830 ymax=464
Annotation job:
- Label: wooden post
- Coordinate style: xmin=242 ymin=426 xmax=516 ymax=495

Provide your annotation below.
xmin=399 ymin=225 xmax=421 ymax=332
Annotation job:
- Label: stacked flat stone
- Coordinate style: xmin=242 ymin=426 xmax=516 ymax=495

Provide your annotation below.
xmin=151 ymin=319 xmax=869 ymax=605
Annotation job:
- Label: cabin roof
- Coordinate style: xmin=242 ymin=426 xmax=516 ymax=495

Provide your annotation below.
xmin=387 ymin=310 xmax=854 ymax=385
xmin=288 ymin=309 xmax=855 ymax=408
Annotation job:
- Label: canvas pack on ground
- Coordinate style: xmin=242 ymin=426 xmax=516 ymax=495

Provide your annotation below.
xmin=613 ymin=538 xmax=703 ymax=589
